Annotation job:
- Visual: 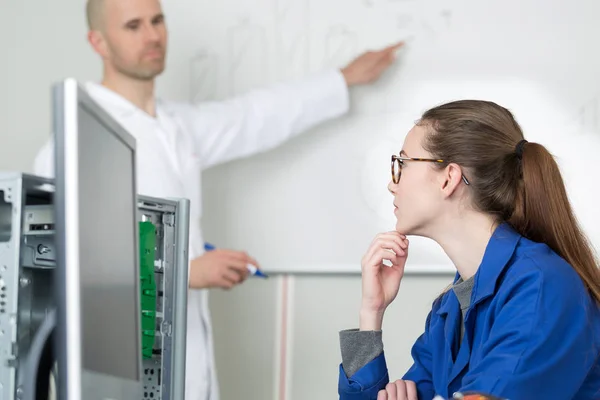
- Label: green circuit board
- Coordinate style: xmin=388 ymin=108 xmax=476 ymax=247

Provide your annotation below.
xmin=139 ymin=221 xmax=157 ymax=359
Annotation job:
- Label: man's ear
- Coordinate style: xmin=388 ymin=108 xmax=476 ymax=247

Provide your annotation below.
xmin=88 ymin=30 xmax=109 ymax=58
xmin=439 ymin=163 xmax=464 ymax=198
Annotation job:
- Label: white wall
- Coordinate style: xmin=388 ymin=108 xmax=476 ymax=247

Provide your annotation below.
xmin=2 ymin=1 xmax=600 ymax=400
xmin=0 ymin=1 xmax=100 ymax=173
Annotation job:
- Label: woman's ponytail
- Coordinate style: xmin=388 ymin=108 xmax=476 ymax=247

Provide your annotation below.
xmin=509 ymin=142 xmax=600 ymax=303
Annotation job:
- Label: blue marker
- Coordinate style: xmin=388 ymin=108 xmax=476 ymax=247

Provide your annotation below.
xmin=204 ymin=242 xmax=268 ymax=278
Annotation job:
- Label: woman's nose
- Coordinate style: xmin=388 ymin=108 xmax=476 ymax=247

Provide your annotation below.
xmin=387 ymin=181 xmax=396 ymax=195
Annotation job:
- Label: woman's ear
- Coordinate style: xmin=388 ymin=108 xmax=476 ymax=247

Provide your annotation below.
xmin=440 ymin=163 xmax=464 ymax=198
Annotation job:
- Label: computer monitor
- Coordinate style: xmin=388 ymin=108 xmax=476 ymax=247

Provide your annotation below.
xmin=53 ymin=78 xmax=142 ymax=399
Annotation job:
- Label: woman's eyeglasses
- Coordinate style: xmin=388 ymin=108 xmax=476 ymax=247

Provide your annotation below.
xmin=391 ymin=154 xmax=470 ymax=185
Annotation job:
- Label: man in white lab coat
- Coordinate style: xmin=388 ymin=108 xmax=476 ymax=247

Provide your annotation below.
xmin=33 ymin=0 xmax=402 ymax=399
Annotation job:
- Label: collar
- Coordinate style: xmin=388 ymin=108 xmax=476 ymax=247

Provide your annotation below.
xmin=437 ymin=222 xmax=522 ymax=315
xmin=84 ymin=81 xmax=162 ymax=121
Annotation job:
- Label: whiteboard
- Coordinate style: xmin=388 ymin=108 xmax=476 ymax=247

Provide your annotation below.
xmin=157 ymin=0 xmax=600 ymax=274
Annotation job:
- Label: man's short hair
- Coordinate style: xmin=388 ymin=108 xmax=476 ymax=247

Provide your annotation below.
xmin=86 ymin=0 xmax=105 ymax=31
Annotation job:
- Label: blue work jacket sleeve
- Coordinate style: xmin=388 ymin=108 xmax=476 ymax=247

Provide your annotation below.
xmin=460 ymin=260 xmax=599 ymax=399
xmin=402 ymin=312 xmax=436 ymax=400
xmin=338 ymin=352 xmax=389 ymax=399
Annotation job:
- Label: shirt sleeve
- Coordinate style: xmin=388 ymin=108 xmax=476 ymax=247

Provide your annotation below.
xmin=175 ymin=69 xmax=350 ymax=170
xmin=339 ymin=329 xmax=384 ymax=377
xmin=338 ymin=352 xmax=390 ymax=400
xmin=459 ymin=257 xmax=600 ymax=399
xmin=337 ymin=309 xmax=438 ymax=400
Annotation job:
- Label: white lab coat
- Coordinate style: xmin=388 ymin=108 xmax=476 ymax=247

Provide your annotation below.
xmin=33 ymin=70 xmax=349 ymax=400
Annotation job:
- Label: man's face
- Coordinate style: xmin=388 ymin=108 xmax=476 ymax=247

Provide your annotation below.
xmin=94 ymin=0 xmax=167 ymax=80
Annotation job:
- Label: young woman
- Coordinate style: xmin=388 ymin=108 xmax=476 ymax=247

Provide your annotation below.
xmin=338 ymin=100 xmax=600 ymax=400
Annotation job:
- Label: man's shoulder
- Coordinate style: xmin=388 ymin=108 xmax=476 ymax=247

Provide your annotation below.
xmin=157 ymin=97 xmax=204 ymax=114
xmin=156 ymin=97 xmax=218 ymax=126
xmin=157 ymin=97 xmax=188 ymax=111
xmin=33 ymin=136 xmax=55 ymax=179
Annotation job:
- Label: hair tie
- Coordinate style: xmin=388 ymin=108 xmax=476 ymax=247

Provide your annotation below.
xmin=515 ymin=139 xmax=528 ymax=160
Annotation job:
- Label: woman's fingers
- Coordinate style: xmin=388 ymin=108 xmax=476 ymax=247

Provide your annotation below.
xmin=377 ymin=390 xmax=388 ymax=400
xmin=364 ymin=236 xmax=407 ymax=265
xmin=385 ymin=382 xmax=398 ymax=399
xmin=405 ymin=380 xmax=418 ymax=400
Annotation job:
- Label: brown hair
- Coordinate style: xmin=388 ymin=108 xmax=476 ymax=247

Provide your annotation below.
xmin=419 ymin=100 xmax=600 ymax=303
